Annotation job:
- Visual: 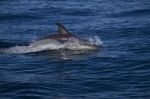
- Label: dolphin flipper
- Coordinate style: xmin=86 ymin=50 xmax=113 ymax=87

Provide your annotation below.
xmin=56 ymin=23 xmax=70 ymax=34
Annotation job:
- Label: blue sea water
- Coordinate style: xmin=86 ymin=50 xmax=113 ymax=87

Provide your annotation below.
xmin=0 ymin=0 xmax=150 ymax=99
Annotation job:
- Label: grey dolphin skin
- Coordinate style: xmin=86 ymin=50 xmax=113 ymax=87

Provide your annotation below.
xmin=35 ymin=23 xmax=101 ymax=51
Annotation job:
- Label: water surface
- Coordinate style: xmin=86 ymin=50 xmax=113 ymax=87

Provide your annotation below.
xmin=0 ymin=0 xmax=150 ymax=99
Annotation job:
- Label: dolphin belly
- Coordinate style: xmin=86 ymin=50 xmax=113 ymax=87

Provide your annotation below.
xmin=63 ymin=40 xmax=98 ymax=50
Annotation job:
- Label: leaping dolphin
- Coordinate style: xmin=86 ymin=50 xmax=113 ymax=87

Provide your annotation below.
xmin=0 ymin=23 xmax=102 ymax=54
xmin=29 ymin=23 xmax=101 ymax=51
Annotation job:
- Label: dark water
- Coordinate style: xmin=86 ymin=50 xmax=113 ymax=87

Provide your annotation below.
xmin=0 ymin=0 xmax=150 ymax=99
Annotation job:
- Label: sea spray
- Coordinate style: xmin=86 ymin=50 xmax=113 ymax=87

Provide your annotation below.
xmin=88 ymin=35 xmax=103 ymax=46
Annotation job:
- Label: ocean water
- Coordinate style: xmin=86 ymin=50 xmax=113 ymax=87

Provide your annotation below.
xmin=0 ymin=0 xmax=150 ymax=99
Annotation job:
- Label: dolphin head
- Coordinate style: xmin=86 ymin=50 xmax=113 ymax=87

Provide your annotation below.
xmin=65 ymin=36 xmax=101 ymax=50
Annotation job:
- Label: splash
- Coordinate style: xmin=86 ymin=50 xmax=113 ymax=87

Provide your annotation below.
xmin=0 ymin=39 xmax=63 ymax=54
xmin=88 ymin=35 xmax=103 ymax=45
xmin=0 ymin=36 xmax=103 ymax=54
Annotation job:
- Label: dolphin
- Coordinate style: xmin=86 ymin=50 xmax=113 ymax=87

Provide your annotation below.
xmin=29 ymin=23 xmax=101 ymax=51
xmin=0 ymin=23 xmax=101 ymax=54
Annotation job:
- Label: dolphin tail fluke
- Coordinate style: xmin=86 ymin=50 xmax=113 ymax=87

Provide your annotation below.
xmin=56 ymin=23 xmax=70 ymax=34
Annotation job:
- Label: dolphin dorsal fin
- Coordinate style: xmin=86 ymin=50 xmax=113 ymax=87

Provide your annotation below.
xmin=56 ymin=23 xmax=70 ymax=34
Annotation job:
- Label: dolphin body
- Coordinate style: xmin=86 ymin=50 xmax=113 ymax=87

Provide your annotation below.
xmin=29 ymin=23 xmax=101 ymax=51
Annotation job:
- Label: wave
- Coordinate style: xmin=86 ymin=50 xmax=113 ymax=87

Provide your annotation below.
xmin=0 ymin=13 xmax=42 ymax=21
xmin=109 ymin=8 xmax=150 ymax=18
